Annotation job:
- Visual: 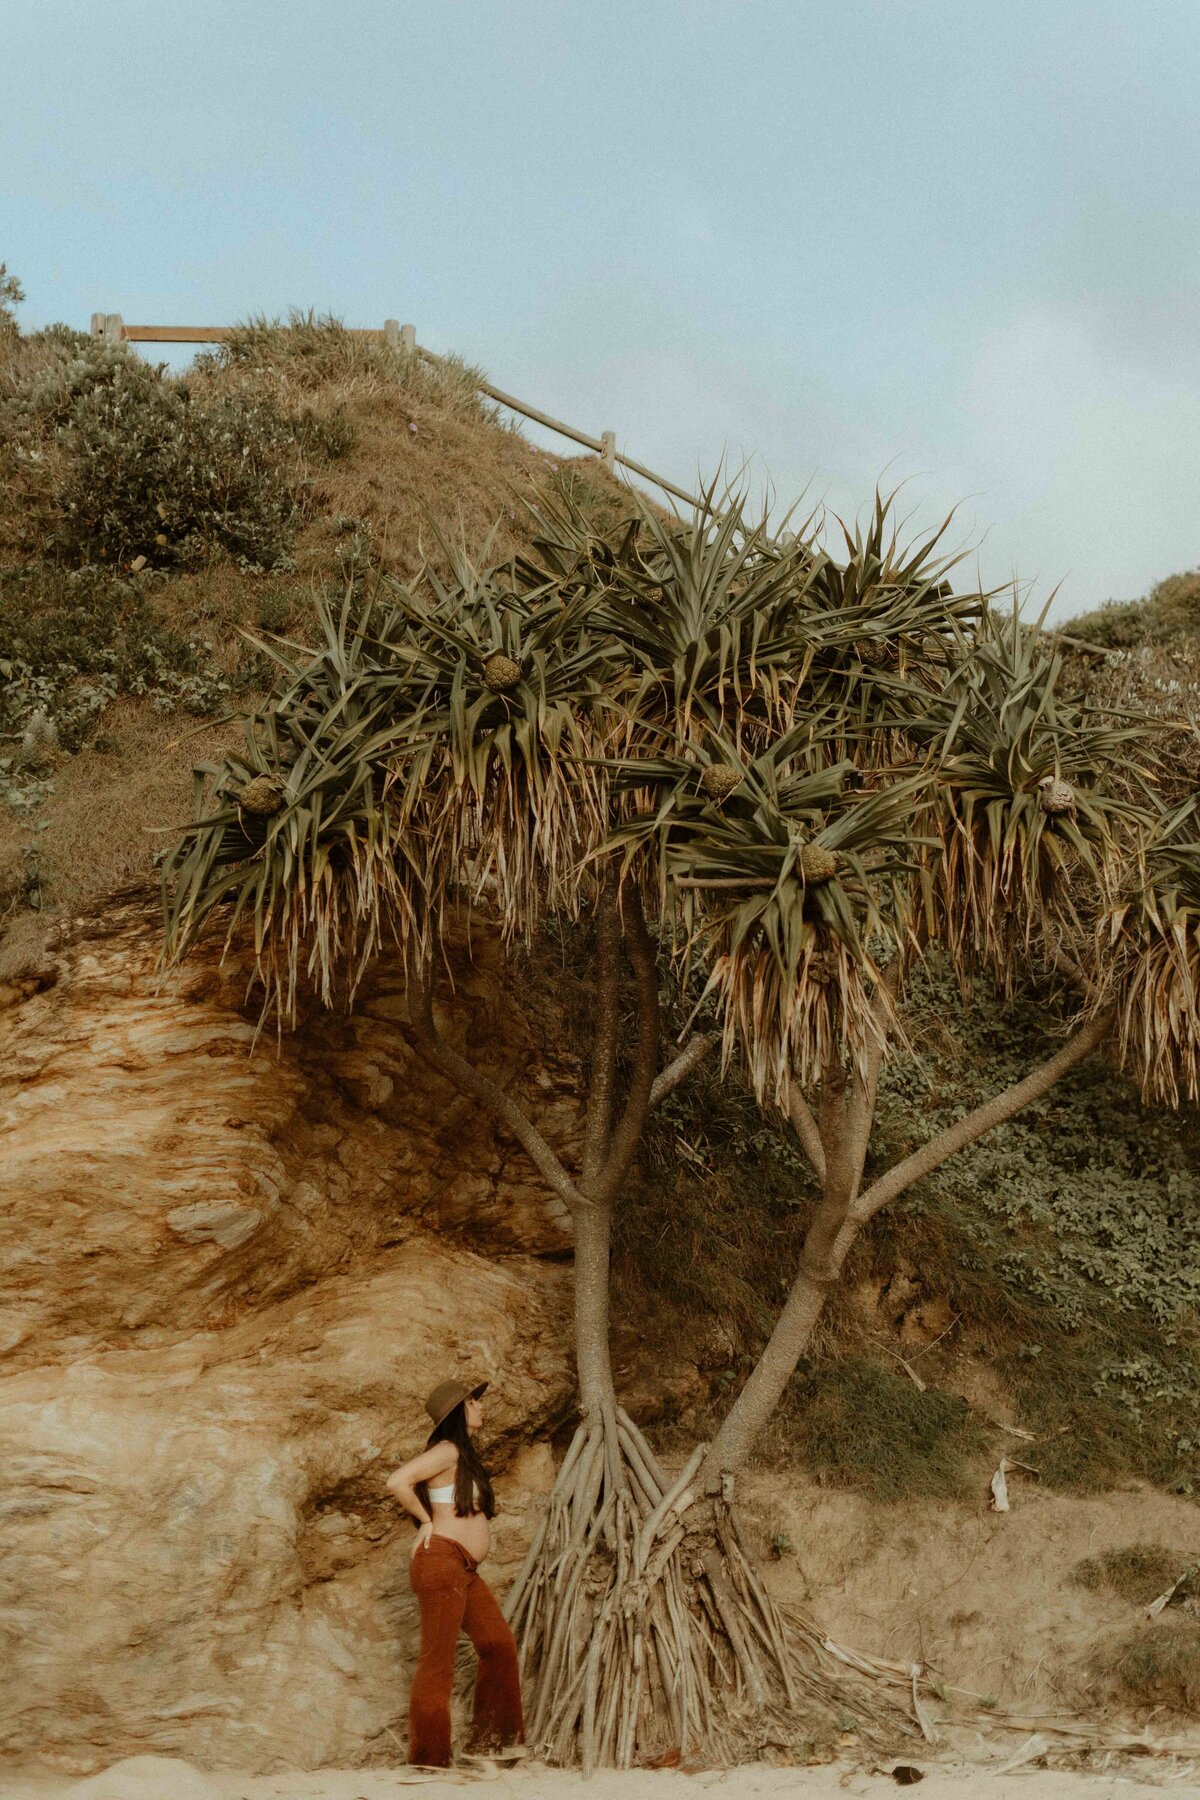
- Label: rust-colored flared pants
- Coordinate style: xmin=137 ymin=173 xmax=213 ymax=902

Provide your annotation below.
xmin=407 ymin=1535 xmax=524 ymax=1767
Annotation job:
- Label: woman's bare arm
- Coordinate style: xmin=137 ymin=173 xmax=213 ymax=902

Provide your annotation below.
xmin=385 ymin=1443 xmax=456 ymax=1522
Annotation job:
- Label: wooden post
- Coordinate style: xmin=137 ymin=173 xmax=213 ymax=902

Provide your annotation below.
xmin=384 ymin=319 xmax=399 ymax=348
xmin=90 ymin=312 xmax=106 ymax=338
xmin=601 ymin=430 xmax=616 ymax=471
xmin=400 ymin=323 xmax=416 ymax=353
xmin=104 ymin=314 xmax=124 ymax=344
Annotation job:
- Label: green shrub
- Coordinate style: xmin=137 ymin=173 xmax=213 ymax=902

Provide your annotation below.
xmin=0 ymin=262 xmax=26 ymax=338
xmin=609 ymin=947 xmax=1200 ymax=1496
xmin=3 ymin=331 xmax=127 ymax=428
xmin=0 ymin=843 xmax=44 ymax=922
xmin=782 ymin=1357 xmax=988 ymax=1500
xmin=254 ymin=589 xmax=297 ymax=634
xmin=0 ymin=565 xmax=232 ymax=759
xmin=0 ymin=312 xmax=352 ymax=573
xmin=54 ymin=362 xmax=301 ymax=570
xmin=1065 ymin=570 xmax=1200 ymax=649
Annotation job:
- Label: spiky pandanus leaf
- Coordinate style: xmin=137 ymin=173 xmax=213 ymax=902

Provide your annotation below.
xmin=680 ymin=776 xmax=930 ymax=1102
xmin=596 ymin=499 xmax=826 ymax=749
xmin=161 ymin=544 xmax=624 ymax=1020
xmin=605 ymin=717 xmax=931 ymax=1100
xmin=912 ymin=606 xmax=1151 ymax=991
xmin=377 ymin=546 xmax=622 ymax=935
xmin=598 ymin=710 xmax=851 ymax=910
xmin=792 ymin=490 xmax=984 ymax=744
xmin=1096 ymin=800 xmax=1200 ymax=1105
xmin=161 ymin=588 xmax=433 ymax=1024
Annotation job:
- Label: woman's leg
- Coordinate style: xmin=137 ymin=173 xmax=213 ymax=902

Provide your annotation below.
xmin=460 ymin=1571 xmax=524 ymax=1752
xmin=408 ymin=1545 xmax=470 ymax=1766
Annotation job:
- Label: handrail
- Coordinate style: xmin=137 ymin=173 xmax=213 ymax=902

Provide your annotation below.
xmin=89 ymin=311 xmax=705 ymax=511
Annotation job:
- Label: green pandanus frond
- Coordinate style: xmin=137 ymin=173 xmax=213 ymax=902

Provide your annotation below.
xmin=160 ymin=587 xmax=433 ymax=1024
xmin=786 ymin=490 xmax=983 ymax=758
xmin=160 ymin=554 xmax=619 ymax=1021
xmin=679 ymin=774 xmax=929 ymax=1102
xmin=912 ymin=604 xmax=1152 ymax=990
xmin=597 ymin=708 xmax=856 ymax=904
xmin=603 ymin=713 xmax=930 ymax=1100
xmin=1096 ymin=800 xmax=1200 ymax=1105
xmin=376 ymin=546 xmax=621 ymax=932
xmin=596 ymin=495 xmax=828 ymax=744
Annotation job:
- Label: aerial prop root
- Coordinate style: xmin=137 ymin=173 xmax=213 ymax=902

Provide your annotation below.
xmin=500 ymin=1406 xmax=920 ymax=1771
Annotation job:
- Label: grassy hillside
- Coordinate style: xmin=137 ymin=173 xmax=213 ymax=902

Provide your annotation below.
xmin=0 ymin=302 xmax=623 ymax=969
xmin=3 ymin=278 xmax=1198 ymax=1517
xmin=1065 ymin=570 xmax=1200 ymax=651
xmin=1060 ymin=577 xmax=1200 ymax=816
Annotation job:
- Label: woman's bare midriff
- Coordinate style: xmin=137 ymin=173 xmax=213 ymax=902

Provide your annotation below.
xmin=429 ymin=1500 xmax=490 ymax=1563
xmin=428 ymin=1451 xmax=491 ymax=1562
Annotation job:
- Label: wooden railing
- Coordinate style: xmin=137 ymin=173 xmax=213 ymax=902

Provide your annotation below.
xmin=88 ymin=312 xmax=704 ymax=511
xmin=84 ymin=312 xmax=1110 ymax=654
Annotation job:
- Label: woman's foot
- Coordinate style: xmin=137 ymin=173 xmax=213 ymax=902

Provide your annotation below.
xmin=460 ymin=1744 xmax=528 ymax=1765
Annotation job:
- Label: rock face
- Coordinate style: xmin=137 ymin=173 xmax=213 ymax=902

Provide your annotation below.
xmin=0 ymin=896 xmax=577 ymax=1773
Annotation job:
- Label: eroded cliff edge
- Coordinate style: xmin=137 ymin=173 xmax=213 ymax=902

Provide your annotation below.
xmin=1 ymin=896 xmax=576 ymax=1773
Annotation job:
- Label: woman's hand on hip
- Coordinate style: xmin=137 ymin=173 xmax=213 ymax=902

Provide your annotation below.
xmin=411 ymin=1522 xmax=434 ymax=1560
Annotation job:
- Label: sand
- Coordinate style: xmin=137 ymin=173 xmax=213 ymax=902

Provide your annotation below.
xmin=4 ymin=1750 xmax=1200 ymax=1800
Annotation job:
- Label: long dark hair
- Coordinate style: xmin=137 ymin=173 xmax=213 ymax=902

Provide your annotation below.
xmin=413 ymin=1401 xmax=495 ymax=1521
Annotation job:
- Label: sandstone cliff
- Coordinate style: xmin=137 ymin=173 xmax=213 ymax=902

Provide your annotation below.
xmin=0 ymin=897 xmax=577 ymax=1774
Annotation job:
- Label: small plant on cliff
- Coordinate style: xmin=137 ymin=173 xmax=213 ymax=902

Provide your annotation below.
xmin=0 ymin=262 xmax=24 ymax=337
xmin=159 ymin=474 xmax=1200 ymax=1767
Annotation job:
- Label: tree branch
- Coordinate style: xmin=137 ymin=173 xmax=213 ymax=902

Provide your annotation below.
xmin=850 ymin=1009 xmax=1114 ymax=1225
xmin=817 ymin=1061 xmax=856 ymax=1208
xmin=407 ymin=965 xmax=590 ymax=1213
xmin=844 ymin=969 xmax=897 ymax=1200
xmin=650 ymin=1032 xmax=716 ymax=1108
xmin=785 ymin=1088 xmax=826 ymax=1185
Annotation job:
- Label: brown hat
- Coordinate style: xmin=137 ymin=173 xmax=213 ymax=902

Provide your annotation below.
xmin=423 ymin=1377 xmax=488 ymax=1430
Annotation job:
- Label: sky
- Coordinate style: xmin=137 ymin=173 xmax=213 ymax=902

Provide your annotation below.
xmin=4 ymin=0 xmax=1199 ymax=621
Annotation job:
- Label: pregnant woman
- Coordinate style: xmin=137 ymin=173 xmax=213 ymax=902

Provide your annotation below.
xmin=387 ymin=1378 xmax=524 ymax=1767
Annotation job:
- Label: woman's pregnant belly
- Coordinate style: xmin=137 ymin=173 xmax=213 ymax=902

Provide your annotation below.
xmin=430 ymin=1502 xmax=491 ymax=1563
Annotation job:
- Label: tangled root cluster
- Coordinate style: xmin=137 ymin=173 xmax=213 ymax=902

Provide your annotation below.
xmin=501 ymin=1409 xmax=918 ymax=1770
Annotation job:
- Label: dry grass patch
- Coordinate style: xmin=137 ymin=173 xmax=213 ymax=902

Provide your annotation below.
xmin=1071 ymin=1544 xmax=1187 ymax=1607
xmin=1090 ymin=1619 xmax=1200 ymax=1712
xmin=0 ymin=701 xmax=243 ymax=922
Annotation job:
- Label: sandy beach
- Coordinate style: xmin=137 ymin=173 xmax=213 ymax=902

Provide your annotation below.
xmin=4 ymin=1750 xmax=1200 ymax=1800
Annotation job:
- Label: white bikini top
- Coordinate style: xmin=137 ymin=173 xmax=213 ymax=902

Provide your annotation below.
xmin=428 ymin=1472 xmax=479 ymax=1507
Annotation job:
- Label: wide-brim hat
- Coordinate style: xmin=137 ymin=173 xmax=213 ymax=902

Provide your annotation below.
xmin=424 ymin=1377 xmax=488 ymax=1429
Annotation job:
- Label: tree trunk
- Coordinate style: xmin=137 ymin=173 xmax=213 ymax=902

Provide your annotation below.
xmin=573 ymin=1198 xmax=616 ymax=1420
xmin=704 ymin=1213 xmax=857 ymax=1480
xmin=706 ymin=1012 xmax=1115 ymax=1479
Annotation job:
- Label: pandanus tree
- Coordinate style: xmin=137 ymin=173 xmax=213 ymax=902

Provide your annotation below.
xmin=161 ymin=478 xmax=1199 ymax=1767
xmin=637 ymin=603 xmax=1158 ymax=1480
